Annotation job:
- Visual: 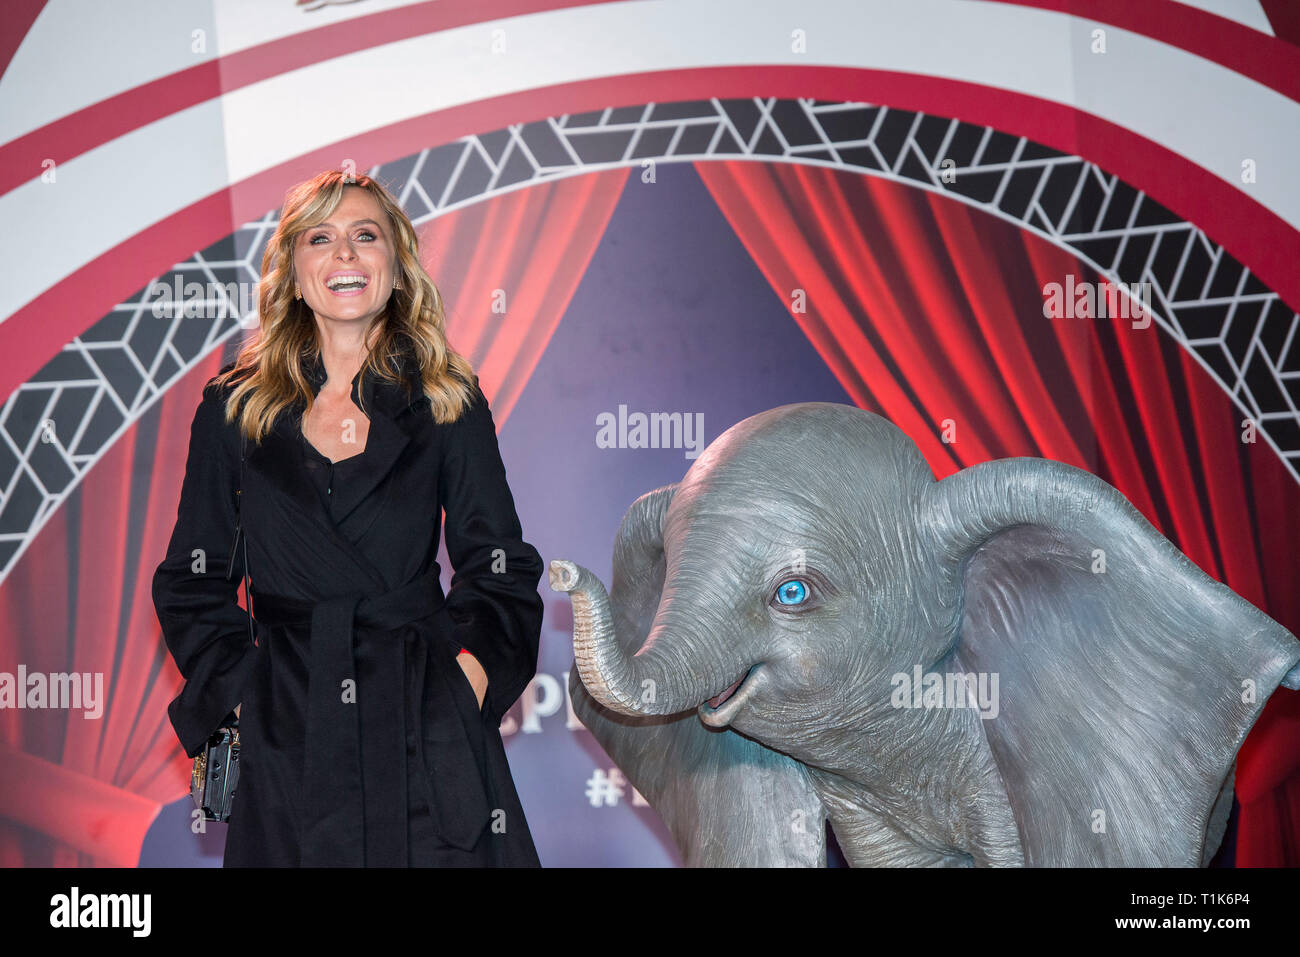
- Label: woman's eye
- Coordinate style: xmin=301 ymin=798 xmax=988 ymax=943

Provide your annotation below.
xmin=774 ymin=579 xmax=809 ymax=605
xmin=308 ymin=230 xmax=376 ymax=244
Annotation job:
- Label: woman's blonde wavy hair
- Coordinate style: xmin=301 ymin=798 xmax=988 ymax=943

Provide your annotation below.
xmin=213 ymin=170 xmax=477 ymax=441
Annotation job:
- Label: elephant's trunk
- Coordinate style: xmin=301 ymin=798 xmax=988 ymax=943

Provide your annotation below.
xmin=549 ymin=560 xmax=642 ymax=713
xmin=552 ymin=482 xmax=747 ymax=716
xmin=551 ymin=559 xmax=726 ymax=716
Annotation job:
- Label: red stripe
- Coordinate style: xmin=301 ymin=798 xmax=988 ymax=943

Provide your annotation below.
xmin=4 ymin=66 xmax=1298 ymax=410
xmin=0 ymin=0 xmax=46 ymax=85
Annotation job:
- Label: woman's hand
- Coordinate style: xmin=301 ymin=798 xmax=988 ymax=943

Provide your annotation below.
xmin=456 ymin=650 xmax=488 ymax=710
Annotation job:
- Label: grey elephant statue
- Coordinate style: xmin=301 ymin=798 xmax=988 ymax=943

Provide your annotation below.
xmin=550 ymin=402 xmax=1300 ymax=867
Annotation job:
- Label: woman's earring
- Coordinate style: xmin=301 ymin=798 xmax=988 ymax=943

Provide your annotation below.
xmin=294 ymin=285 xmax=302 ymax=300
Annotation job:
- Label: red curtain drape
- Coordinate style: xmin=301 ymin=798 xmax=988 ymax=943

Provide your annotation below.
xmin=417 ymin=169 xmax=631 ymax=426
xmin=0 ymin=167 xmax=629 ymax=866
xmin=697 ymin=160 xmax=1300 ymax=866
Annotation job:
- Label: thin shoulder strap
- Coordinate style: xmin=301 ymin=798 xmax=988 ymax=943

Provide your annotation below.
xmin=226 ymin=428 xmax=255 ymax=645
xmin=239 ymin=430 xmax=253 ymax=644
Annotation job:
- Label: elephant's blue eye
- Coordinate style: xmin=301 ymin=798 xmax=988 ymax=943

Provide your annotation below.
xmin=775 ymin=580 xmax=808 ymax=605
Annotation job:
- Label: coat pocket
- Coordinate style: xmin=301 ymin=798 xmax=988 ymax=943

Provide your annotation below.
xmin=449 ymin=652 xmax=489 ymax=716
xmin=419 ymin=632 xmax=494 ymax=850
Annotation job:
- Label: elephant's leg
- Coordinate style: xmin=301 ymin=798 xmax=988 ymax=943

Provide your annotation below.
xmin=815 ymin=782 xmax=972 ymax=866
xmin=952 ymin=744 xmax=1026 ymax=866
xmin=1200 ymin=762 xmax=1235 ymax=866
xmin=809 ymin=762 xmax=1024 ymax=867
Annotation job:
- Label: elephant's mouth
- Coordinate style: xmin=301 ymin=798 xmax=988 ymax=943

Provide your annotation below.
xmin=698 ymin=664 xmax=764 ymax=728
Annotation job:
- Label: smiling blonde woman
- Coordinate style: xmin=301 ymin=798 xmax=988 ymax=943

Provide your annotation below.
xmin=153 ymin=170 xmax=545 ymax=867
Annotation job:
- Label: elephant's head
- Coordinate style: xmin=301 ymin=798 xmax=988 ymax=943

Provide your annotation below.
xmin=558 ymin=404 xmax=959 ymax=763
xmin=552 ymin=402 xmax=1300 ymax=866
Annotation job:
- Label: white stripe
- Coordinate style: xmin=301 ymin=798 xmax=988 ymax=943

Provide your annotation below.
xmin=0 ymin=0 xmax=431 ymax=144
xmin=3 ymin=0 xmax=1297 ymax=325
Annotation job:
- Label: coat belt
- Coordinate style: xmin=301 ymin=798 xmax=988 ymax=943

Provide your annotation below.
xmin=252 ymin=565 xmax=445 ymax=867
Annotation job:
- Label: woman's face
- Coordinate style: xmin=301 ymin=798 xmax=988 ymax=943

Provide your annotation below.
xmin=292 ymin=186 xmax=397 ymax=333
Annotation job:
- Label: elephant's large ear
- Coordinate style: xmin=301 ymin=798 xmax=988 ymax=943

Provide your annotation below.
xmin=566 ymin=484 xmax=828 ymax=867
xmin=923 ymin=459 xmax=1300 ymax=866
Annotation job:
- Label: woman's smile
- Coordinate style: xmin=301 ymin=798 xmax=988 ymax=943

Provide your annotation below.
xmin=324 ymin=270 xmax=371 ymax=296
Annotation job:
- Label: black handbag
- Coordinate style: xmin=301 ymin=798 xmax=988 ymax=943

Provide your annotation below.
xmin=190 ymin=429 xmax=254 ymax=824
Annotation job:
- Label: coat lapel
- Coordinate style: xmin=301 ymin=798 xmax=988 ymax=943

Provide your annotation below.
xmin=328 ymin=406 xmax=411 ymax=523
xmin=244 ymin=346 xmax=428 ymax=561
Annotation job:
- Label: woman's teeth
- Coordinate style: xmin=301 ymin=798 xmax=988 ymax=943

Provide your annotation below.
xmin=326 ymin=276 xmax=369 ymax=291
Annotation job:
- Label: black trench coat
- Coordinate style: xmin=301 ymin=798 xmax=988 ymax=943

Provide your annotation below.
xmin=152 ymin=348 xmax=545 ymax=867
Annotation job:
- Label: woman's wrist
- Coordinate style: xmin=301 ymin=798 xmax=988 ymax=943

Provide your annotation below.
xmin=456 ymin=649 xmax=489 ymax=707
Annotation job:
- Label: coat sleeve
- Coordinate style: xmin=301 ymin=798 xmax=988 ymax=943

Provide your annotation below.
xmin=439 ymin=377 xmax=544 ymax=726
xmin=152 ymin=379 xmax=258 ymax=758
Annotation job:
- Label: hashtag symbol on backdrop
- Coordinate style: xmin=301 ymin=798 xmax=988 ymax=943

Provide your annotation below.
xmin=585 ymin=768 xmax=627 ymax=807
